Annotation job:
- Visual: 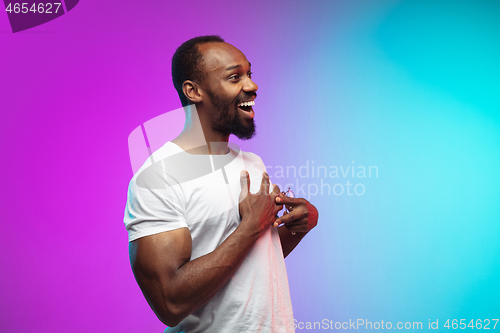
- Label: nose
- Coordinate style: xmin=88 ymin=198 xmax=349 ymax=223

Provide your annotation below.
xmin=243 ymin=77 xmax=258 ymax=94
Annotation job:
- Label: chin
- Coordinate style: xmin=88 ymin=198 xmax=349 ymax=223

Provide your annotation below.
xmin=234 ymin=128 xmax=256 ymax=141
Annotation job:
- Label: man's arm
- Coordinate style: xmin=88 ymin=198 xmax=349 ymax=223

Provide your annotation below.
xmin=129 ymin=171 xmax=282 ymax=327
xmin=274 ymin=196 xmax=319 ymax=258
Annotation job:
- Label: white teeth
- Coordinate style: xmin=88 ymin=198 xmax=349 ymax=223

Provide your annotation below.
xmin=238 ymin=101 xmax=255 ymax=107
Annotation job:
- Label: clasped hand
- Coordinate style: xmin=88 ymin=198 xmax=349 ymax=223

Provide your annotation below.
xmin=238 ymin=171 xmax=283 ymax=235
xmin=273 ymin=194 xmax=318 ymax=235
xmin=239 ymin=170 xmax=318 ymax=236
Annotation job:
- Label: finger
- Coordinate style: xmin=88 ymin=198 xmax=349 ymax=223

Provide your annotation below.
xmin=274 ymin=195 xmax=299 ymax=212
xmin=239 ymin=170 xmax=250 ymax=201
xmin=282 ymin=219 xmax=305 ymax=227
xmin=285 ymin=224 xmax=305 ymax=234
xmin=275 ymin=196 xmax=296 ymax=205
xmin=277 ymin=209 xmax=305 ymax=225
xmin=272 ymin=186 xmax=284 ymax=209
xmin=272 ymin=183 xmax=281 ymax=195
xmin=275 ymin=196 xmax=285 ymax=204
xmin=274 ymin=210 xmax=287 ymax=228
xmin=275 ymin=212 xmax=291 ymax=226
xmin=278 ymin=217 xmax=307 ymax=231
xmin=260 ymin=172 xmax=270 ymax=194
xmin=276 ymin=196 xmax=308 ymax=205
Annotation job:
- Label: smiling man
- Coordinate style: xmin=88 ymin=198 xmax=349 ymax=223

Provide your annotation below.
xmin=124 ymin=35 xmax=318 ymax=332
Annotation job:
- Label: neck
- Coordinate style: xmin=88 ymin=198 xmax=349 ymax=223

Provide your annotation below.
xmin=172 ymin=104 xmax=229 ymax=155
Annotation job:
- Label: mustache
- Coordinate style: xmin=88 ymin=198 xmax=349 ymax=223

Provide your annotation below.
xmin=234 ymin=92 xmax=257 ymax=105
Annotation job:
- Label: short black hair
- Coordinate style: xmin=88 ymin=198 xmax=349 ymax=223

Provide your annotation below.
xmin=172 ymin=35 xmax=225 ymax=107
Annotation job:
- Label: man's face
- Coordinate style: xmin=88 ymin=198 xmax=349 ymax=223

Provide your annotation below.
xmin=197 ymin=42 xmax=258 ymax=140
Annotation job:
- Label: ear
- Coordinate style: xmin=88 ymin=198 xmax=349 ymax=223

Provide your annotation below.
xmin=182 ymin=80 xmax=203 ymax=104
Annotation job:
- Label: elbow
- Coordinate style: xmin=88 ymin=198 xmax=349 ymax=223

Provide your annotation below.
xmin=156 ymin=301 xmax=189 ymax=327
xmin=140 ymin=280 xmax=195 ymax=327
xmin=159 ymin=313 xmax=182 ymax=328
xmin=160 ymin=316 xmax=182 ymax=328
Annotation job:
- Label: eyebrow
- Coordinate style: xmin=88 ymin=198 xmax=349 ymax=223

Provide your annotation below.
xmin=225 ymin=62 xmax=251 ymax=72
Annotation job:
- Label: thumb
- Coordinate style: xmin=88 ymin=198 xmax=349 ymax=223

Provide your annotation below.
xmin=239 ymin=170 xmax=250 ymax=202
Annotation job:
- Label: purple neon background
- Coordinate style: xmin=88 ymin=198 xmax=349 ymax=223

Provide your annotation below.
xmin=2 ymin=0 xmax=500 ymax=332
xmin=0 ymin=1 xmax=324 ymax=331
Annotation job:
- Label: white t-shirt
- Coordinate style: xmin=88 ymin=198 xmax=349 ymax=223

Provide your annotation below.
xmin=124 ymin=142 xmax=295 ymax=332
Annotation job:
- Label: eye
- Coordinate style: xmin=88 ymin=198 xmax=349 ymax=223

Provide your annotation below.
xmin=229 ymin=74 xmax=240 ymax=81
xmin=248 ymin=71 xmax=253 ymax=79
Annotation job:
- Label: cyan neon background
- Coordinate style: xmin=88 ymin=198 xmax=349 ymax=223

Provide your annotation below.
xmin=1 ymin=0 xmax=499 ymax=332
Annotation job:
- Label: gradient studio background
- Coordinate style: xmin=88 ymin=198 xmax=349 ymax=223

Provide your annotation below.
xmin=1 ymin=0 xmax=499 ymax=332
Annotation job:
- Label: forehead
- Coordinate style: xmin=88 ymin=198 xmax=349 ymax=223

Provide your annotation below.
xmin=198 ymin=42 xmax=249 ymax=74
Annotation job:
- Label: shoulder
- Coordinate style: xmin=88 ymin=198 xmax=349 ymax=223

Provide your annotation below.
xmin=240 ymin=150 xmax=266 ymax=171
xmin=133 ymin=142 xmax=181 ymax=175
xmin=128 ymin=142 xmax=184 ymax=192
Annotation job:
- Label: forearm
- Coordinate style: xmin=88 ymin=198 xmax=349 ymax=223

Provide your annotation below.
xmin=278 ymin=226 xmax=306 ymax=258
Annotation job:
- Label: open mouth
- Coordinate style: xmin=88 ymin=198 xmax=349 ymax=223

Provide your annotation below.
xmin=237 ymin=100 xmax=255 ymax=112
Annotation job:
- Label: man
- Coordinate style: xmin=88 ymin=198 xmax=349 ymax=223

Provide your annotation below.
xmin=124 ymin=35 xmax=318 ymax=332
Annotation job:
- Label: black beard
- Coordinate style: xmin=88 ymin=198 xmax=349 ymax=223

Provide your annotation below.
xmin=208 ymin=91 xmax=256 ymax=140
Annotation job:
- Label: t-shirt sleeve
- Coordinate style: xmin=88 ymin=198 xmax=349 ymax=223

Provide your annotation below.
xmin=124 ymin=162 xmax=188 ymax=242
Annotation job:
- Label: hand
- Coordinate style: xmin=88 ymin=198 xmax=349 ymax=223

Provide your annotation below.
xmin=238 ymin=171 xmax=283 ymax=236
xmin=273 ymin=196 xmax=318 ymax=235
